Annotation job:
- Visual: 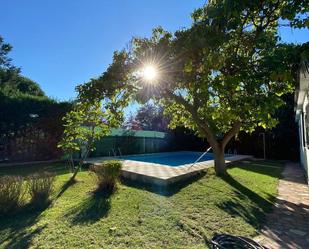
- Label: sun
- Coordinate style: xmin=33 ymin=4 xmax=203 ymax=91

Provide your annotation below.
xmin=142 ymin=65 xmax=157 ymax=81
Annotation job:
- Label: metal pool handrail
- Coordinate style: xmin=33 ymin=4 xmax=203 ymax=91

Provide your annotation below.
xmin=188 ymin=147 xmax=212 ymax=170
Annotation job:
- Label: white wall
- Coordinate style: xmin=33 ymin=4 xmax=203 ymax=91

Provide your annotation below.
xmin=298 ymin=102 xmax=309 ymax=184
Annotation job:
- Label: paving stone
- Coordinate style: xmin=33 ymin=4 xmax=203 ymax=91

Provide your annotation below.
xmin=255 ymin=162 xmax=309 ymax=249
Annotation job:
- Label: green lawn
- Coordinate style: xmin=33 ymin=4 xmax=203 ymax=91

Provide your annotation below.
xmin=0 ymin=160 xmax=283 ymax=248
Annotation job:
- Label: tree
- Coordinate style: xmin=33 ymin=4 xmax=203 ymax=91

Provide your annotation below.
xmin=58 ymin=81 xmax=125 ymax=180
xmin=123 ymin=113 xmax=141 ymax=130
xmin=76 ymin=1 xmax=308 ymax=176
xmin=58 ymin=101 xmax=110 ymax=180
xmin=60 ymin=50 xmax=132 ymax=179
xmin=0 ymin=36 xmax=17 ymax=71
xmin=131 ymin=103 xmax=169 ymax=131
xmin=0 ymin=35 xmax=44 ymax=98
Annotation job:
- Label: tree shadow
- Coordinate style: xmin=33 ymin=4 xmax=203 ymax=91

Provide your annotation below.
xmin=65 ymin=190 xmax=112 ymax=225
xmin=56 ymin=177 xmax=77 ymax=199
xmin=217 ymin=174 xmax=276 ymax=230
xmin=3 ymin=224 xmax=47 ymax=249
xmin=0 ymin=204 xmax=48 ymax=249
xmin=232 ymin=161 xmax=306 ymax=185
xmin=228 ymin=161 xmax=284 ymax=178
xmin=218 ymin=163 xmax=309 ymax=248
xmin=0 ymin=162 xmax=71 ymax=177
xmin=259 ymin=197 xmax=309 ymax=248
xmin=120 ymin=170 xmax=207 ymax=197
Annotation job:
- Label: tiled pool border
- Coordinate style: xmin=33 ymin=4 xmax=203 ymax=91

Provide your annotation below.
xmin=86 ymin=152 xmax=253 ymax=186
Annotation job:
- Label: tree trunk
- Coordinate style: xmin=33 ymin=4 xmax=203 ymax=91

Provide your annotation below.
xmin=70 ymin=142 xmax=92 ymax=181
xmin=70 ymin=155 xmax=86 ymax=181
xmin=211 ymin=122 xmax=241 ymax=176
xmin=70 ymin=165 xmax=80 ymax=181
xmin=213 ymin=146 xmax=226 ymax=176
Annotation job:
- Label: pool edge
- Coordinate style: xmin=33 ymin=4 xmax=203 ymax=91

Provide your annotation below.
xmin=87 ymin=153 xmax=253 ymax=186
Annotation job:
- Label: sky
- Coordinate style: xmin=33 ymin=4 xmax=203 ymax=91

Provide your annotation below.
xmin=1 ymin=0 xmax=308 ymax=105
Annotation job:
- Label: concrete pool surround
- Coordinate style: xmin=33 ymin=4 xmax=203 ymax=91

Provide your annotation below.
xmin=86 ymin=151 xmax=252 ymax=186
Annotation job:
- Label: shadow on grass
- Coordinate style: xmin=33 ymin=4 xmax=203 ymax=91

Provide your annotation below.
xmin=217 ymin=173 xmax=276 ymax=230
xmin=120 ymin=171 xmax=207 ymax=197
xmin=56 ymin=178 xmax=77 ymax=199
xmin=0 ymin=163 xmax=70 ymax=177
xmin=0 ymin=203 xmax=50 ymax=249
xmin=66 ymin=190 xmax=112 ymax=225
xmin=228 ymin=161 xmax=283 ymax=178
xmin=0 ymin=162 xmax=90 ymax=177
xmin=221 ymin=163 xmax=309 ymax=248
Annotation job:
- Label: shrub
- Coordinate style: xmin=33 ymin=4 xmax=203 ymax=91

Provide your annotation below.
xmin=28 ymin=171 xmax=55 ymax=208
xmin=90 ymin=160 xmax=122 ymax=192
xmin=0 ymin=175 xmax=25 ymax=214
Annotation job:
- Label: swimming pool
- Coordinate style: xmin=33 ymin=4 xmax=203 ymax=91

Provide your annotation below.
xmin=120 ymin=151 xmax=224 ymax=167
xmin=87 ymin=152 xmax=251 ymax=185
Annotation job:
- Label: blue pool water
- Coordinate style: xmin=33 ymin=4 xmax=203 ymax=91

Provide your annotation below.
xmin=120 ymin=151 xmax=219 ymax=167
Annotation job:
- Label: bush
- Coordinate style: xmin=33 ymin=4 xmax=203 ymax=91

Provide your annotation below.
xmin=0 ymin=176 xmax=25 ymax=214
xmin=28 ymin=171 xmax=55 ymax=208
xmin=90 ymin=160 xmax=122 ymax=192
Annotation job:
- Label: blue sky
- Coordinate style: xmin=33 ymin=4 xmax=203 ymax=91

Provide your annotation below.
xmin=1 ymin=0 xmax=308 ymax=104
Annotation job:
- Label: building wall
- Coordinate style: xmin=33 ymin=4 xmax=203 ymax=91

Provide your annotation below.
xmin=297 ymin=97 xmax=309 ymax=184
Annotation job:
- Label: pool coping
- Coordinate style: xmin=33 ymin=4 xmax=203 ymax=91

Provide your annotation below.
xmin=86 ymin=152 xmax=253 ymax=186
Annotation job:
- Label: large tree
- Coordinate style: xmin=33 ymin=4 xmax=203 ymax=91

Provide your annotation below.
xmin=77 ymin=1 xmax=308 ymax=175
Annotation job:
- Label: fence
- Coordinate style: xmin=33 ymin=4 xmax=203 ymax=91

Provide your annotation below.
xmin=90 ymin=129 xmax=170 ymax=157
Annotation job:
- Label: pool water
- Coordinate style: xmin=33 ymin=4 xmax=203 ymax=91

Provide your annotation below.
xmin=120 ymin=151 xmax=220 ymax=167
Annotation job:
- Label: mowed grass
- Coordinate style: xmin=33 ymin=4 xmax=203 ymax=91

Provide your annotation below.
xmin=0 ymin=160 xmax=283 ymax=249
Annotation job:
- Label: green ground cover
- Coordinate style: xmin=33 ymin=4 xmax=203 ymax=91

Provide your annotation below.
xmin=0 ymin=160 xmax=283 ymax=248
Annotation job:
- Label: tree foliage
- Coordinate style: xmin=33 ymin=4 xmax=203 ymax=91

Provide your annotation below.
xmin=123 ymin=103 xmax=169 ymax=131
xmin=73 ymin=1 xmax=308 ymax=175
xmin=136 ymin=104 xmax=169 ymax=131
xmin=123 ymin=113 xmax=141 ymax=130
xmin=0 ymin=71 xmax=45 ymax=97
xmin=58 ymin=101 xmax=112 ymax=179
xmin=0 ymin=36 xmax=16 ymax=71
xmin=58 ymin=85 xmax=125 ymax=179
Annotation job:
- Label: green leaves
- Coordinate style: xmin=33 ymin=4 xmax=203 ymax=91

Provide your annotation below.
xmin=58 ymin=101 xmax=110 ymax=156
xmin=68 ymin=0 xmax=307 ymax=158
xmin=127 ymin=1 xmax=305 ymax=139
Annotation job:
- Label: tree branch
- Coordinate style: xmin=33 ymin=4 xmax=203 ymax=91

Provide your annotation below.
xmin=221 ymin=121 xmax=241 ymax=149
xmin=164 ymin=90 xmax=219 ymax=148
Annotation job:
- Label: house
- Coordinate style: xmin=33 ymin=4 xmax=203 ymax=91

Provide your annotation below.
xmin=295 ymin=62 xmax=309 ymax=185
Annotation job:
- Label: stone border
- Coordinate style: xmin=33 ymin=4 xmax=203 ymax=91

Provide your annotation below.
xmin=86 ymin=152 xmax=252 ymax=186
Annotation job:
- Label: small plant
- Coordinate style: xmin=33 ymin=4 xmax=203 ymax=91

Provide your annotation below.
xmin=90 ymin=160 xmax=122 ymax=192
xmin=28 ymin=171 xmax=55 ymax=208
xmin=0 ymin=175 xmax=25 ymax=214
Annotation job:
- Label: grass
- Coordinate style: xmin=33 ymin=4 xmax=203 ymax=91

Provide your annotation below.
xmin=0 ymin=160 xmax=283 ymax=248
